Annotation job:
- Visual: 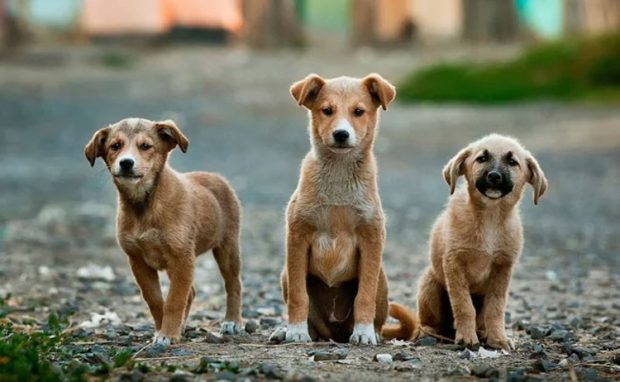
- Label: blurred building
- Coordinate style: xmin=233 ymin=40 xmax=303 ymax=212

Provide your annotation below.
xmin=0 ymin=0 xmax=618 ymax=48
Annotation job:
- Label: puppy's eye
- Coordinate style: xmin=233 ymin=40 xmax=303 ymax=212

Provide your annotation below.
xmin=322 ymin=107 xmax=333 ymax=116
xmin=139 ymin=143 xmax=152 ymax=151
xmin=508 ymin=158 xmax=519 ymax=166
xmin=475 ymin=155 xmax=487 ymax=163
xmin=353 ymin=108 xmax=365 ymax=117
xmin=111 ymin=143 xmax=121 ymax=151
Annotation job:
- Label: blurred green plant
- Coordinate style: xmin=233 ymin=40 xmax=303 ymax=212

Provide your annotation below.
xmin=399 ymin=33 xmax=620 ymax=103
xmin=99 ymin=52 xmax=135 ymax=69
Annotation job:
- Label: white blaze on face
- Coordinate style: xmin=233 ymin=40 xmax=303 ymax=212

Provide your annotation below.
xmin=114 ymin=150 xmax=138 ymax=175
xmin=333 ymin=118 xmax=356 ymax=146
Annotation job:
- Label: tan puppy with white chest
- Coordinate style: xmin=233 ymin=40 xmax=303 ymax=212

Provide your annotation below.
xmin=417 ymin=134 xmax=547 ymax=350
xmin=84 ymin=118 xmax=243 ymax=346
xmin=279 ymin=74 xmax=415 ymax=345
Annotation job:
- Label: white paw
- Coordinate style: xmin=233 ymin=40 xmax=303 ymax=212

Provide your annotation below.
xmin=152 ymin=332 xmax=172 ymax=348
xmin=349 ymin=323 xmax=378 ymax=345
xmin=285 ymin=322 xmax=312 ymax=343
xmin=220 ymin=320 xmax=242 ymax=335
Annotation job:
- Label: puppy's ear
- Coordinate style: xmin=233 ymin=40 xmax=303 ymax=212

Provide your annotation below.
xmin=155 ymin=120 xmax=189 ymax=153
xmin=526 ymin=154 xmax=548 ymax=205
xmin=363 ymin=73 xmax=396 ymax=110
xmin=442 ymin=148 xmax=470 ymax=194
xmin=290 ymin=74 xmax=325 ymax=109
xmin=84 ymin=127 xmax=111 ymax=167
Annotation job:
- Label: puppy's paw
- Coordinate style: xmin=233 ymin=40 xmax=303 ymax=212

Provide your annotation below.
xmin=349 ymin=323 xmax=378 ymax=345
xmin=284 ymin=322 xmax=312 ymax=343
xmin=152 ymin=332 xmax=175 ymax=348
xmin=486 ymin=335 xmax=514 ymax=351
xmin=455 ymin=329 xmax=479 ymax=349
xmin=220 ymin=320 xmax=242 ymax=335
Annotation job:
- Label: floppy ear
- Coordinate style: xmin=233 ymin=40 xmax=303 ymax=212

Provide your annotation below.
xmin=155 ymin=120 xmax=189 ymax=153
xmin=363 ymin=73 xmax=396 ymax=110
xmin=84 ymin=127 xmax=111 ymax=167
xmin=442 ymin=148 xmax=471 ymax=194
xmin=290 ymin=74 xmax=326 ymax=109
xmin=526 ymin=154 xmax=548 ymax=205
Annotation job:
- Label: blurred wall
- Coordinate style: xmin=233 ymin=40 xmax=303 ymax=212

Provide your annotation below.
xmin=411 ymin=0 xmax=462 ymax=41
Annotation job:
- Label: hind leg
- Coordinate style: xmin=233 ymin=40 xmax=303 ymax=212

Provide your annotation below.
xmin=213 ymin=239 xmax=243 ymax=335
xmin=183 ymin=285 xmax=196 ymax=327
xmin=417 ymin=267 xmax=447 ymax=338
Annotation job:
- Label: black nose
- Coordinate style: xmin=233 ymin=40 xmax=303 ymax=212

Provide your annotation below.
xmin=487 ymin=170 xmax=502 ymax=185
xmin=119 ymin=158 xmax=134 ymax=170
xmin=333 ymin=130 xmax=350 ymax=143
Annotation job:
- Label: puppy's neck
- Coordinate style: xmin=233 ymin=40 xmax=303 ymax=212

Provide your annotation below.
xmin=311 ymin=145 xmax=375 ymax=206
xmin=116 ymin=165 xmax=176 ymax=214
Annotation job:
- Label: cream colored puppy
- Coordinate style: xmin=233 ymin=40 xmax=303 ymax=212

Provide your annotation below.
xmin=417 ymin=134 xmax=547 ymax=350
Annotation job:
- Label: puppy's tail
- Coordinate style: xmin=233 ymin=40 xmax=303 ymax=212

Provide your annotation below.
xmin=381 ymin=303 xmax=417 ymax=340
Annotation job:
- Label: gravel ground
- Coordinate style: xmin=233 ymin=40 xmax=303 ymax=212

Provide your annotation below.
xmin=0 ymin=44 xmax=619 ymax=381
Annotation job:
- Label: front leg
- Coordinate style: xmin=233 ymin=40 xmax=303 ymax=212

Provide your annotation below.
xmin=284 ymin=229 xmax=311 ymax=343
xmin=444 ymin=254 xmax=479 ymax=348
xmin=157 ymin=255 xmax=195 ymax=345
xmin=128 ymin=255 xmax=164 ymax=332
xmin=350 ymin=223 xmax=385 ymax=345
xmin=483 ymin=263 xmax=514 ymax=350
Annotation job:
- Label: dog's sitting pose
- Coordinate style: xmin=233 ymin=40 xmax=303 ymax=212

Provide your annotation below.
xmin=277 ymin=74 xmax=415 ymax=345
xmin=84 ymin=118 xmax=243 ymax=345
xmin=416 ymin=134 xmax=547 ymax=350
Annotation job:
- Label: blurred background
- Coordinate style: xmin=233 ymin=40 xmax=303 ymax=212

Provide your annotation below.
xmin=0 ymin=1 xmax=618 ymax=377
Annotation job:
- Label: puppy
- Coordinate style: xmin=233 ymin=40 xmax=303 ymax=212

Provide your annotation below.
xmin=84 ymin=118 xmax=243 ymax=345
xmin=416 ymin=134 xmax=547 ymax=350
xmin=277 ymin=74 xmax=415 ymax=345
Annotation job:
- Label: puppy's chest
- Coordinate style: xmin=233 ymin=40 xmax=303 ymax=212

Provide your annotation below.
xmin=118 ymin=227 xmax=171 ymax=270
xmin=307 ymin=206 xmax=362 ymax=287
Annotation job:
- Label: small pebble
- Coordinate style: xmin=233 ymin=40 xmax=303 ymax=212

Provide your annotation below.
xmin=205 ymin=331 xmax=226 ymax=344
xmin=245 ymin=319 xmax=259 ymax=334
xmin=374 ymin=353 xmax=392 ymax=364
xmin=313 ymin=348 xmax=348 ymax=361
xmin=531 ymin=359 xmax=557 ymax=372
xmin=392 ymin=351 xmax=416 ymax=361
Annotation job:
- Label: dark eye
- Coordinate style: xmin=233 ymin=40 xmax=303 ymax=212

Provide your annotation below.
xmin=322 ymin=106 xmax=333 ymax=116
xmin=475 ymin=155 xmax=487 ymax=163
xmin=353 ymin=108 xmax=365 ymax=117
xmin=111 ymin=142 xmax=121 ymax=151
xmin=139 ymin=143 xmax=152 ymax=151
xmin=508 ymin=158 xmax=519 ymax=166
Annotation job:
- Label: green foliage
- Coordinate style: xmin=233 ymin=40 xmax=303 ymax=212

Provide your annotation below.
xmin=399 ymin=33 xmax=620 ymax=103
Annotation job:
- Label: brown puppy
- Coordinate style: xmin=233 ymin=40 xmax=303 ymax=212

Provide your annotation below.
xmin=416 ymin=134 xmax=547 ymax=350
xmin=277 ymin=74 xmax=415 ymax=345
xmin=84 ymin=118 xmax=243 ymax=346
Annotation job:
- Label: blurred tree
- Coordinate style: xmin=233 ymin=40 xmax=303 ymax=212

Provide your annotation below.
xmin=242 ymin=0 xmax=304 ymax=48
xmin=463 ymin=0 xmax=518 ymax=42
xmin=351 ymin=0 xmax=375 ymax=46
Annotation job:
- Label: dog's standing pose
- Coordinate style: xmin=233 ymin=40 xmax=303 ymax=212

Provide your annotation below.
xmin=84 ymin=118 xmax=243 ymax=345
xmin=415 ymin=134 xmax=547 ymax=350
xmin=278 ymin=74 xmax=415 ymax=345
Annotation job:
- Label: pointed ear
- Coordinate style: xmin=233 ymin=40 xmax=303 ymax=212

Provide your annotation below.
xmin=526 ymin=154 xmax=548 ymax=205
xmin=362 ymin=73 xmax=396 ymax=110
xmin=155 ymin=120 xmax=189 ymax=153
xmin=84 ymin=127 xmax=111 ymax=167
xmin=442 ymin=148 xmax=471 ymax=194
xmin=290 ymin=74 xmax=326 ymax=109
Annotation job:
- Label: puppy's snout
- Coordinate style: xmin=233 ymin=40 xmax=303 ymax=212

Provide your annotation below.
xmin=119 ymin=158 xmax=134 ymax=171
xmin=487 ymin=171 xmax=502 ymax=185
xmin=332 ymin=130 xmax=350 ymax=144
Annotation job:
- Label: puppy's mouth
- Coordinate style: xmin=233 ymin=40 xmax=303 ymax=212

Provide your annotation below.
xmin=327 ymin=144 xmax=355 ymax=154
xmin=475 ymin=176 xmax=513 ymax=200
xmin=114 ymin=173 xmax=143 ymax=181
